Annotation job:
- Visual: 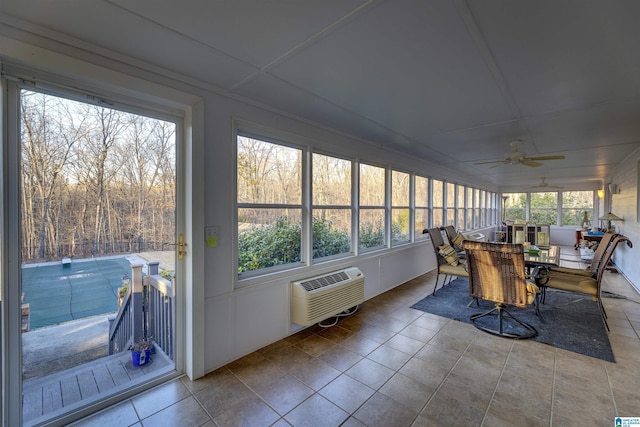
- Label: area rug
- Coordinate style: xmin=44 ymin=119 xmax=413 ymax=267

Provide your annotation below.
xmin=411 ymin=278 xmax=615 ymax=362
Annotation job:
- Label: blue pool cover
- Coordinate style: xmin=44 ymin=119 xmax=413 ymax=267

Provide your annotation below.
xmin=22 ymin=257 xmax=133 ymax=329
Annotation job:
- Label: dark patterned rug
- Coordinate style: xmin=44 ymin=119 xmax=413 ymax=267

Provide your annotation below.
xmin=411 ymin=278 xmax=615 ymax=362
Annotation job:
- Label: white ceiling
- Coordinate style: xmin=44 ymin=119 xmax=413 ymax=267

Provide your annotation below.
xmin=2 ymin=0 xmax=640 ymax=189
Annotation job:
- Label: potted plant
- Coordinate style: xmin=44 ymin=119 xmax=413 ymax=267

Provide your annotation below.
xmin=130 ymin=337 xmax=153 ymax=366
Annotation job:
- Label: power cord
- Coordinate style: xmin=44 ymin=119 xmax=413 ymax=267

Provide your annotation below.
xmin=318 ymin=305 xmax=360 ymax=328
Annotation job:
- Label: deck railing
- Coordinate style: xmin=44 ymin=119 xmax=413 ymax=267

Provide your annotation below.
xmin=108 ymin=261 xmax=174 ymax=360
xmin=145 ymin=262 xmax=175 ymax=360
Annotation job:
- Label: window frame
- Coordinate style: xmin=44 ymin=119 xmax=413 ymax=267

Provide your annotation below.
xmin=236 ymin=131 xmax=306 ymax=277
xmin=391 ymin=169 xmax=411 ymax=246
xmin=311 ymin=151 xmax=354 ymax=261
xmin=358 ymin=162 xmax=388 ymax=253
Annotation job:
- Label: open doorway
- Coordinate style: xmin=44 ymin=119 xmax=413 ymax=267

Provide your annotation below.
xmin=12 ymin=87 xmax=180 ymax=425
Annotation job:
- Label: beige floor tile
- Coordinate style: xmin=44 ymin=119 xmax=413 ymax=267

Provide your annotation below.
xmin=378 ymin=372 xmax=434 ymax=413
xmin=398 ymin=323 xmax=438 ymax=343
xmin=552 ymin=388 xmax=616 ymax=422
xmin=385 ymin=334 xmax=425 ymax=355
xmin=345 ymin=358 xmax=395 ymax=390
xmin=357 ymin=324 xmax=398 ymax=343
xmin=367 ymin=344 xmax=413 ymax=370
xmin=288 ymin=357 xmax=341 ymax=390
xmin=353 ymin=392 xmax=418 ymax=427
xmin=398 ymin=357 xmax=449 ymax=390
xmin=318 ymin=345 xmax=363 ymax=372
xmin=284 ymin=393 xmax=349 ymax=427
xmin=340 ymin=334 xmax=381 ymax=356
xmin=419 ymin=388 xmax=485 ymax=426
xmin=194 ymin=372 xmax=259 ymax=418
xmin=410 ymin=313 xmax=450 ymax=332
xmin=140 ymin=396 xmax=210 ymax=427
xmin=316 ymin=324 xmax=355 ymax=343
xmin=131 ymin=378 xmax=192 ymax=420
xmin=71 ymin=401 xmax=139 ymax=427
xmin=319 ymin=374 xmax=375 ymax=413
xmin=294 ymin=334 xmax=337 ymax=357
xmin=212 ymin=395 xmax=280 ymax=427
xmin=249 ymin=374 xmax=314 ymax=415
xmin=612 ymin=387 xmax=640 ymax=416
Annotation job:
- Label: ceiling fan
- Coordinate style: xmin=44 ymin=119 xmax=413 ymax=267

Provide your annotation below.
xmin=528 ymin=177 xmax=564 ymax=189
xmin=474 ymin=140 xmax=565 ymax=168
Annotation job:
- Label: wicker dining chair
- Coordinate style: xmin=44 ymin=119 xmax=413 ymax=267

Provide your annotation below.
xmin=462 ymin=240 xmax=538 ymax=339
xmin=426 ymin=227 xmax=468 ymax=295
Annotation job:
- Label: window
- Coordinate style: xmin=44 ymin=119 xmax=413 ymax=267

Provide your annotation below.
xmin=391 ymin=170 xmax=410 ymax=245
xmin=237 ymin=135 xmax=302 ymax=273
xmin=359 ymin=163 xmax=386 ymax=251
xmin=504 ymin=193 xmax=526 ymax=222
xmin=474 ymin=189 xmax=481 ymax=227
xmin=446 ymin=182 xmax=455 ymax=226
xmin=466 ymin=187 xmax=473 ymax=229
xmin=480 ymin=190 xmax=486 ymax=226
xmin=236 ymin=131 xmax=505 ymax=276
xmin=456 ymin=185 xmax=465 ymax=230
xmin=530 ymin=192 xmax=558 ymax=224
xmin=312 ymin=153 xmax=352 ymax=259
xmin=432 ymin=179 xmax=444 ymax=227
xmin=561 ymin=191 xmax=594 ymax=226
xmin=489 ymin=192 xmax=497 ymax=225
xmin=414 ymin=176 xmax=429 ymax=240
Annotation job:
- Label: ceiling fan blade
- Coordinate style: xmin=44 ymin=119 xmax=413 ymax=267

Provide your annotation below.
xmin=521 ymin=159 xmax=543 ymax=167
xmin=527 ymin=155 xmax=565 ymax=161
xmin=528 ymin=184 xmax=564 ymax=189
xmin=489 ymin=161 xmax=510 ymax=169
xmin=473 ymin=160 xmax=509 ymax=165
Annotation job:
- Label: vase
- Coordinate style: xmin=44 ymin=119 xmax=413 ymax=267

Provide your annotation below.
xmin=581 ymin=211 xmax=591 ymax=229
xmin=131 ymin=348 xmax=151 ymax=366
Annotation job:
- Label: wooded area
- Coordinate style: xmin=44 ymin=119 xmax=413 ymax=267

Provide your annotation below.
xmin=21 ymin=90 xmax=176 ymax=262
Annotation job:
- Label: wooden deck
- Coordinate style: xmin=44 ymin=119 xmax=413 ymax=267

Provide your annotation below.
xmin=23 ymin=347 xmax=174 ymax=426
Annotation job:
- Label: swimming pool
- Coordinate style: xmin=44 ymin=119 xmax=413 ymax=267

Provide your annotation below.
xmin=22 ymin=257 xmax=133 ymax=329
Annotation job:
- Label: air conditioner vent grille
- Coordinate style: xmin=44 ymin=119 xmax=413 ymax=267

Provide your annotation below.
xmin=291 ymin=267 xmax=365 ymax=326
xmin=299 ymin=271 xmax=350 ymax=292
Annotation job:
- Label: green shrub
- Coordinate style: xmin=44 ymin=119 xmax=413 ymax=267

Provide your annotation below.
xmin=238 ymin=216 xmax=354 ymax=272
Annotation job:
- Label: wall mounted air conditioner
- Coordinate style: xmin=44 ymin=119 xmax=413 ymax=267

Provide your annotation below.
xmin=291 ymin=267 xmax=365 ymax=326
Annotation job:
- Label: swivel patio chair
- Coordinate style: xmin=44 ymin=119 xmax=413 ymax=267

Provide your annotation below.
xmin=544 ymin=234 xmax=632 ymax=331
xmin=462 ymin=240 xmax=539 ymax=339
xmin=426 ymin=227 xmax=468 ymax=295
xmin=441 ymin=225 xmax=465 ymax=257
xmin=550 ymin=232 xmax=617 ymax=278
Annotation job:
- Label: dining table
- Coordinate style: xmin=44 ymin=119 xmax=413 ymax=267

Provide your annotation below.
xmin=524 ymin=245 xmax=560 ymax=304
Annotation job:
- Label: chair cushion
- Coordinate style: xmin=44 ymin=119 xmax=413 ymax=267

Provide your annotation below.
xmin=526 ymin=280 xmax=540 ymax=305
xmin=549 ymin=266 xmax=593 ymax=277
xmin=451 ymin=232 xmax=465 ymax=251
xmin=438 ymin=262 xmax=469 ymax=277
xmin=438 ymin=244 xmax=459 ymax=266
xmin=546 ymin=271 xmax=598 ymax=298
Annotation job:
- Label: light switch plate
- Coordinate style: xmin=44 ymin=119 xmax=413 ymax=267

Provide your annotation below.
xmin=205 ymin=226 xmax=218 ymax=247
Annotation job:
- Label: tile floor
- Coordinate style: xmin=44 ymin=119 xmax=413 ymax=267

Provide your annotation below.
xmin=72 ymin=246 xmax=640 ymax=426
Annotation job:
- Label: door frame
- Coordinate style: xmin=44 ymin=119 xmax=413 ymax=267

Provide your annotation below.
xmin=0 ymin=57 xmax=205 ymax=425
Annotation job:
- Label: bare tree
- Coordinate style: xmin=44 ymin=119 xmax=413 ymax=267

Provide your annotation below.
xmin=21 ymin=91 xmax=85 ymax=259
xmin=20 ymin=90 xmax=177 ymax=262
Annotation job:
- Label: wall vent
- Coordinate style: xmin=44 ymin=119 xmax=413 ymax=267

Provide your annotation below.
xmin=291 ymin=267 xmax=365 ymax=326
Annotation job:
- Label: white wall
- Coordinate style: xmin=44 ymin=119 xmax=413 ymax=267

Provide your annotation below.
xmin=610 ymin=148 xmax=640 ymax=292
xmin=198 ymin=90 xmax=477 ymax=370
